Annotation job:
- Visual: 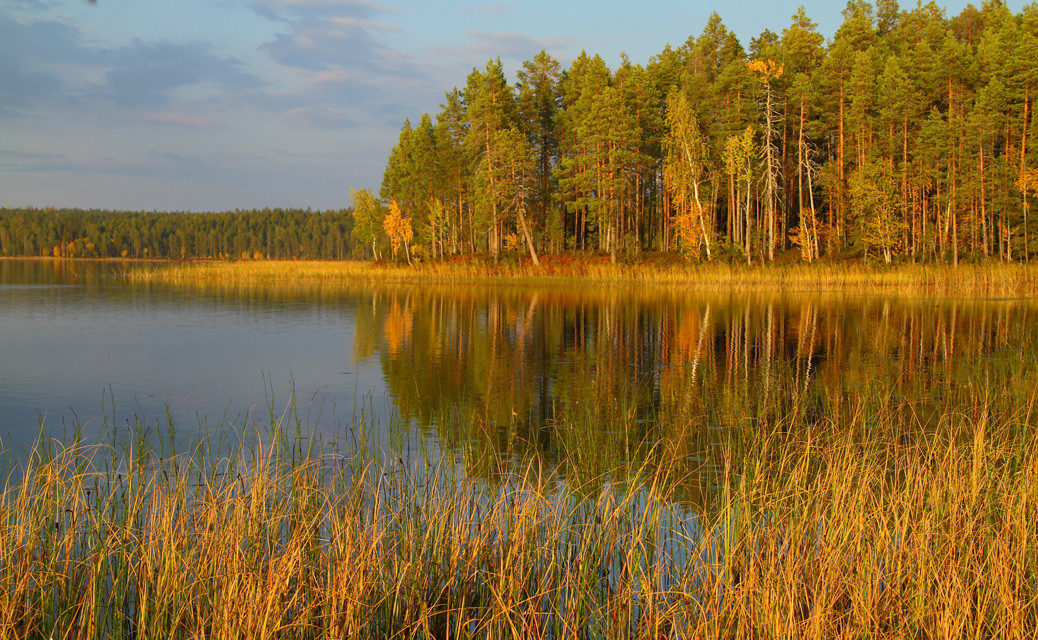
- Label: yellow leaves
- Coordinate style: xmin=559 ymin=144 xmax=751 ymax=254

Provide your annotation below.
xmin=788 ymin=219 xmax=820 ymax=261
xmin=1019 ymin=168 xmax=1038 ymax=208
xmin=746 ymin=59 xmax=784 ymax=81
xmin=663 ymin=88 xmax=713 ymax=260
xmin=504 ymin=232 xmax=521 ymax=252
xmin=722 ymin=127 xmax=756 ymax=178
xmin=59 ymin=237 xmax=101 ymax=258
xmin=382 ymin=200 xmax=413 ymax=260
xmin=671 ymin=211 xmax=705 ymax=260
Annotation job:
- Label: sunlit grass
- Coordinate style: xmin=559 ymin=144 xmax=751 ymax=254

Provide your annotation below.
xmin=3 ymin=387 xmax=1037 ymax=639
xmin=124 ymin=257 xmax=1038 ymax=294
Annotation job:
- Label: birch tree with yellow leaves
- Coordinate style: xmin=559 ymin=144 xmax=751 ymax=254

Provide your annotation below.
xmin=383 ymin=201 xmax=413 ymax=264
xmin=664 ymin=88 xmax=713 ymax=260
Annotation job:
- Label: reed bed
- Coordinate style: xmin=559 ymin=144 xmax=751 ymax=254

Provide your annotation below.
xmin=124 ymin=258 xmax=1038 ymax=295
xmin=3 ymin=395 xmax=1037 ymax=639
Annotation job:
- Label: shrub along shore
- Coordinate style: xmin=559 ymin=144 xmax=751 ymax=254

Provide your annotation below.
xmin=2 ymin=389 xmax=1037 ymax=639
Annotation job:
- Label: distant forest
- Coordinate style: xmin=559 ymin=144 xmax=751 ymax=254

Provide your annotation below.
xmin=0 ymin=208 xmax=353 ymax=260
xmin=359 ymin=0 xmax=1038 ymax=265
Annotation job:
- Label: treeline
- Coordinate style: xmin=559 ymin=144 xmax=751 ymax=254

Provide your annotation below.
xmin=0 ymin=207 xmax=354 ymax=260
xmin=362 ymin=0 xmax=1038 ymax=265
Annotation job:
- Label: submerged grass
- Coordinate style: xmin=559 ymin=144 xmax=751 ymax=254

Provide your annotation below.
xmin=3 ymin=392 xmax=1038 ymax=639
xmin=124 ymin=257 xmax=1038 ymax=295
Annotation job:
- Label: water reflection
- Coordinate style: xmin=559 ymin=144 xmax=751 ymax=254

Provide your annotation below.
xmin=358 ymin=286 xmax=1038 ymax=490
xmin=0 ymin=260 xmax=386 ymax=448
xmin=3 ymin=260 xmax=1036 ymax=496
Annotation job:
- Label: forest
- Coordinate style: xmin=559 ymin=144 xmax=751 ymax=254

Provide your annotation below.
xmin=0 ymin=207 xmax=353 ymax=260
xmin=363 ymin=0 xmax=1038 ymax=265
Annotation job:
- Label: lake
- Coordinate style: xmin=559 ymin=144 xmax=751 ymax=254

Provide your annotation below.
xmin=3 ymin=258 xmax=1037 ymax=483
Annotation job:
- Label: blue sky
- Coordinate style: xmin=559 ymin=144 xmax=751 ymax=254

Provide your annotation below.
xmin=0 ymin=0 xmax=1021 ymax=212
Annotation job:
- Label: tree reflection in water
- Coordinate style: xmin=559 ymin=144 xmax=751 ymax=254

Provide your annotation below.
xmin=355 ymin=286 xmax=1037 ymax=502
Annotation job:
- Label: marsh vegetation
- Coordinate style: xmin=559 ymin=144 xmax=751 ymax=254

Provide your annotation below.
xmin=3 ymin=383 xmax=1036 ymax=639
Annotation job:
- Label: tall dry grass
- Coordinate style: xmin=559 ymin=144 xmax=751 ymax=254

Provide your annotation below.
xmin=2 ymin=392 xmax=1037 ymax=639
xmin=124 ymin=258 xmax=1038 ymax=295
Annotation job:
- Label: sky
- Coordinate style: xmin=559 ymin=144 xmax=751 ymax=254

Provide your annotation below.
xmin=0 ymin=0 xmax=1024 ymax=212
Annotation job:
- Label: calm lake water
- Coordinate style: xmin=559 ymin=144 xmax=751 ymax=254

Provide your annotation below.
xmin=3 ymin=259 xmax=1037 ymax=479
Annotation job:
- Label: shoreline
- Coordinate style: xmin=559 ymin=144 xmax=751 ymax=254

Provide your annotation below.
xmin=125 ymin=257 xmax=1038 ymax=294
xmin=6 ymin=255 xmax=1038 ymax=294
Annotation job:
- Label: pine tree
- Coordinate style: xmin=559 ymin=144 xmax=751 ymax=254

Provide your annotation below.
xmin=578 ymin=84 xmax=641 ymax=260
xmin=493 ymin=127 xmax=540 ymax=265
xmin=781 ymin=7 xmax=826 ymax=261
xmin=464 ymin=58 xmax=518 ymax=260
xmin=435 ymin=89 xmax=470 ymax=254
xmin=372 ymin=2 xmax=1038 ymax=267
xmin=557 ymin=52 xmax=613 ymax=251
xmin=516 ymin=51 xmax=562 ymax=253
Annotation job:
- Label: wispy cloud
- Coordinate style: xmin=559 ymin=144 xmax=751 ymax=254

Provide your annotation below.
xmin=5 ymin=0 xmax=60 ymax=11
xmin=250 ymin=0 xmax=454 ymax=126
xmin=280 ymin=105 xmax=362 ymax=128
xmin=137 ymin=111 xmax=223 ymax=129
xmin=0 ymin=146 xmax=232 ymax=180
xmin=327 ymin=16 xmax=402 ymax=32
xmin=0 ymin=148 xmax=70 ymax=171
xmin=260 ymin=23 xmax=388 ymax=71
xmin=0 ymin=12 xmax=265 ymax=120
xmin=0 ymin=12 xmax=87 ymax=110
xmin=0 ymin=0 xmax=577 ymax=210
xmin=91 ymin=40 xmax=265 ymax=111
xmin=249 ymin=0 xmax=396 ymax=22
xmin=460 ymin=2 xmax=513 ymax=15
xmin=428 ymin=31 xmax=572 ymax=59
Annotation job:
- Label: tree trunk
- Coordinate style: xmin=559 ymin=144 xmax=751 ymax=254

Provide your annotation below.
xmin=797 ymin=98 xmax=811 ymax=262
xmin=517 ymin=204 xmax=540 ymax=266
xmin=1023 ymin=85 xmax=1030 ymax=261
xmin=764 ymin=85 xmax=777 ymax=262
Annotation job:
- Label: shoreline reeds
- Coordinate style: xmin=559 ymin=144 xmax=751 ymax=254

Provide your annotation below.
xmin=118 ymin=257 xmax=1038 ymax=295
xmin=3 ymin=394 xmax=1037 ymax=639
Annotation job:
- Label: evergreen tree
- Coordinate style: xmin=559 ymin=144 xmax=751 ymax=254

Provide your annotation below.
xmin=434 ymin=89 xmax=471 ymax=254
xmin=516 ymin=51 xmax=563 ymax=252
xmin=781 ymin=7 xmax=826 ymax=261
xmin=464 ymin=58 xmax=518 ymax=260
xmin=557 ymin=52 xmax=613 ymax=250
